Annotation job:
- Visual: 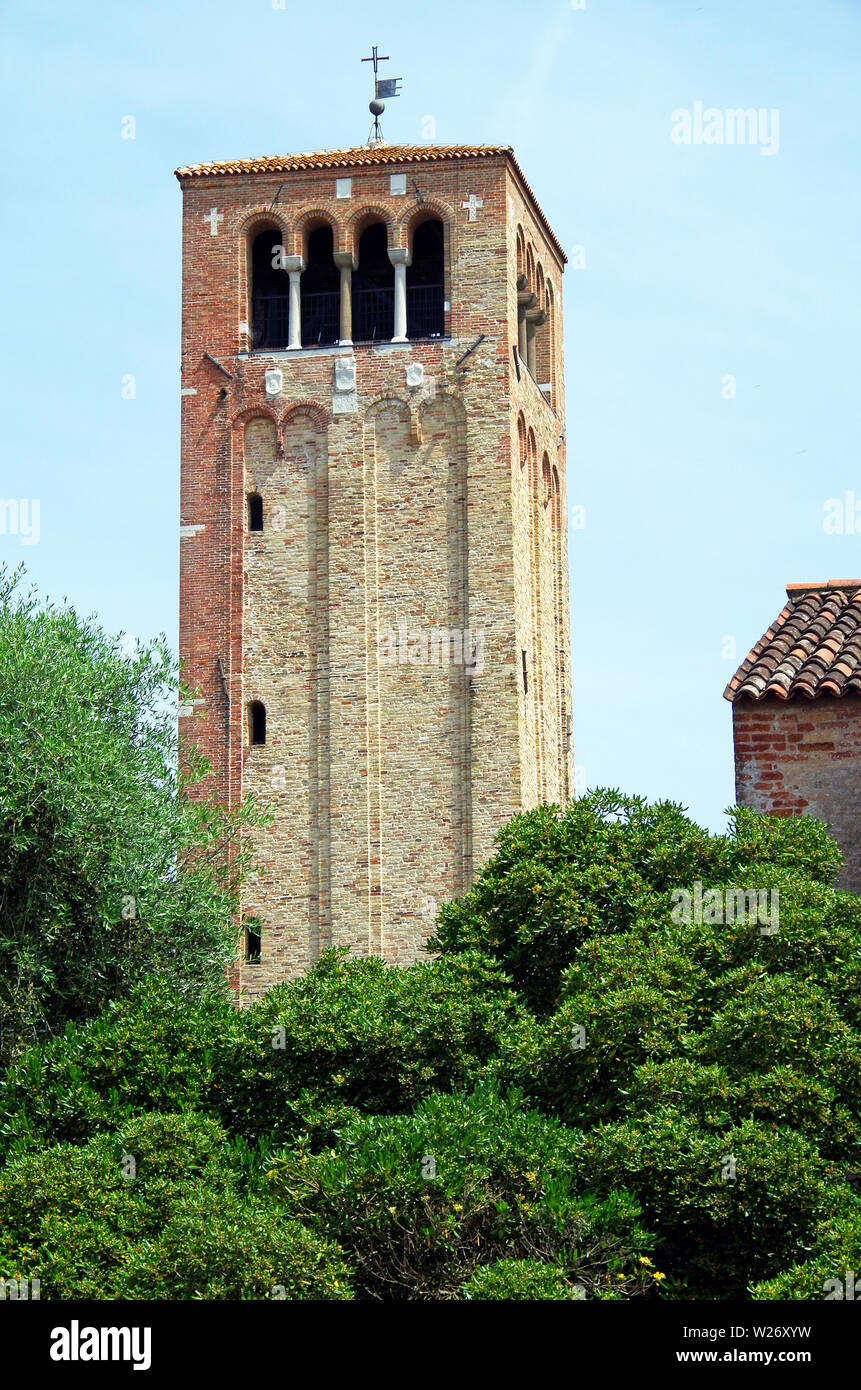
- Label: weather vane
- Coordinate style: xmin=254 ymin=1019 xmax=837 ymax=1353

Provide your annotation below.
xmin=362 ymin=45 xmax=402 ymax=145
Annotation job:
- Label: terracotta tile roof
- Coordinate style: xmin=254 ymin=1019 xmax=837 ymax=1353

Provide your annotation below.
xmin=175 ymin=143 xmax=511 ymax=179
xmin=724 ymin=580 xmax=861 ymax=701
xmin=174 ymin=143 xmax=566 ymax=264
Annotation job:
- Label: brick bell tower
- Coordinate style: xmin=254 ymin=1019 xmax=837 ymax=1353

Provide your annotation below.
xmin=176 ymin=139 xmax=573 ymax=999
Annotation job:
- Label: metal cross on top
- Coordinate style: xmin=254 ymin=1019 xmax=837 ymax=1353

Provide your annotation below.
xmin=362 ymin=45 xmax=402 ymax=144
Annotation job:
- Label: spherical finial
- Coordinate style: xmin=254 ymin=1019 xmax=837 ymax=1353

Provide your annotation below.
xmin=369 ymin=98 xmax=385 ymax=116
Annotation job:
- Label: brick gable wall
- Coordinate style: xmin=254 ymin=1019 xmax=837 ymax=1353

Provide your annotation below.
xmin=732 ymin=696 xmax=861 ymax=892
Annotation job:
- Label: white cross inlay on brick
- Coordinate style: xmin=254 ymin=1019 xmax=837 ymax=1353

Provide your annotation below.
xmin=204 ymin=207 xmax=223 ymax=236
xmin=461 ymin=194 xmax=484 ymax=222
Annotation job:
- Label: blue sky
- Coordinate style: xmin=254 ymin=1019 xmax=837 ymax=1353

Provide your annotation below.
xmin=1 ymin=0 xmax=859 ymax=832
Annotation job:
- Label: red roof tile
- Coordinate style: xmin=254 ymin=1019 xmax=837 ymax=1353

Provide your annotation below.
xmin=724 ymin=580 xmax=861 ymax=701
xmin=174 ymin=143 xmax=511 ymax=179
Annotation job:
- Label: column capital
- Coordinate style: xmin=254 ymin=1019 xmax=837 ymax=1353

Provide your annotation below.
xmin=333 ymin=251 xmax=357 ymax=271
xmin=387 ymin=246 xmax=412 ymax=268
xmin=283 ymin=255 xmax=305 ymax=274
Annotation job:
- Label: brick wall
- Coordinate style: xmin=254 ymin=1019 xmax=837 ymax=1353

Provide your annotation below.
xmin=732 ymin=695 xmax=861 ymax=892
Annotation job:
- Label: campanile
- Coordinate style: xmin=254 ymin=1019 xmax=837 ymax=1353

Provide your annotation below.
xmin=176 ymin=141 xmax=573 ymax=998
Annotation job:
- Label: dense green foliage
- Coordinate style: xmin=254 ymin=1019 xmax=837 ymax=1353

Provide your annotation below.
xmin=0 ymin=568 xmax=258 ymax=1063
xmin=0 ymin=1112 xmax=351 ymax=1299
xmin=268 ymin=1086 xmax=657 ymax=1299
xmin=1 ymin=771 xmax=859 ymax=1298
xmin=0 ymin=950 xmax=519 ymax=1155
xmin=463 ymin=1259 xmax=591 ymax=1300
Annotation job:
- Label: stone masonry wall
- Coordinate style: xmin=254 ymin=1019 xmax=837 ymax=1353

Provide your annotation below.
xmin=178 ymin=148 xmax=573 ymax=997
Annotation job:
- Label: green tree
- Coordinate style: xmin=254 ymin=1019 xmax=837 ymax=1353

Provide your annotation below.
xmin=0 ymin=567 xmax=259 ymax=1063
xmin=2 ymin=785 xmax=859 ymax=1300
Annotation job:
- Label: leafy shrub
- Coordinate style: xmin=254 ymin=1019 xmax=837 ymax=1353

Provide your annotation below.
xmin=0 ymin=978 xmax=239 ymax=1157
xmin=570 ymin=1113 xmax=833 ymax=1297
xmin=2 ymin=786 xmax=859 ymax=1301
xmin=0 ymin=1111 xmax=351 ymax=1300
xmin=463 ymin=1259 xmax=589 ymax=1300
xmin=680 ymin=872 xmax=861 ymax=1028
xmin=751 ymin=1203 xmax=861 ymax=1300
xmin=693 ymin=973 xmax=861 ymax=1112
xmin=269 ymin=1085 xmax=657 ymax=1300
xmin=430 ymin=791 xmax=847 ymax=1016
xmin=728 ymin=804 xmax=844 ymax=886
xmin=623 ymin=1058 xmax=861 ymax=1159
xmin=429 ymin=794 xmax=698 ymax=1014
xmin=219 ymin=949 xmax=520 ymax=1142
xmin=123 ymin=1192 xmax=352 ymax=1300
xmin=1 ymin=951 xmax=519 ymax=1157
xmin=490 ymin=928 xmax=710 ymax=1128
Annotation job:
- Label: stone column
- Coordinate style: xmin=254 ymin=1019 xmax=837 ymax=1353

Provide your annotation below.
xmin=333 ymin=251 xmax=356 ymax=345
xmin=525 ymin=306 xmax=547 ymax=377
xmin=388 ymin=247 xmax=411 ymax=343
xmin=518 ymin=280 xmax=536 ymax=362
xmin=283 ymin=254 xmax=305 ymax=350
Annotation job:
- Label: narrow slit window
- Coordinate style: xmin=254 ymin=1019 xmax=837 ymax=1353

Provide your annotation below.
xmin=244 ymin=923 xmax=261 ymax=964
xmin=521 ymin=650 xmax=529 ymax=694
xmin=247 ymin=493 xmax=263 ymax=532
xmin=249 ymin=701 xmax=266 ymax=746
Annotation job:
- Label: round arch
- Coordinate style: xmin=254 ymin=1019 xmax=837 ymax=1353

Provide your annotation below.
xmin=344 ymin=204 xmax=395 ymax=259
xmin=397 ymin=197 xmax=455 ymax=250
xmin=280 ymin=401 xmax=331 ymax=438
xmin=517 ymin=413 xmax=527 ymax=472
xmin=231 ymin=404 xmax=279 ymax=435
xmin=542 ymin=452 xmax=553 ymax=507
xmin=235 ymin=208 xmax=290 ymax=245
xmin=292 ymin=206 xmax=343 ymax=260
xmin=516 ymin=226 xmax=525 ymax=280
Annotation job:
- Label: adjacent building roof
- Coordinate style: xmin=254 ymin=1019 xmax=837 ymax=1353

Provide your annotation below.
xmin=174 ymin=143 xmax=566 ymax=264
xmin=724 ymin=580 xmax=861 ymax=701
